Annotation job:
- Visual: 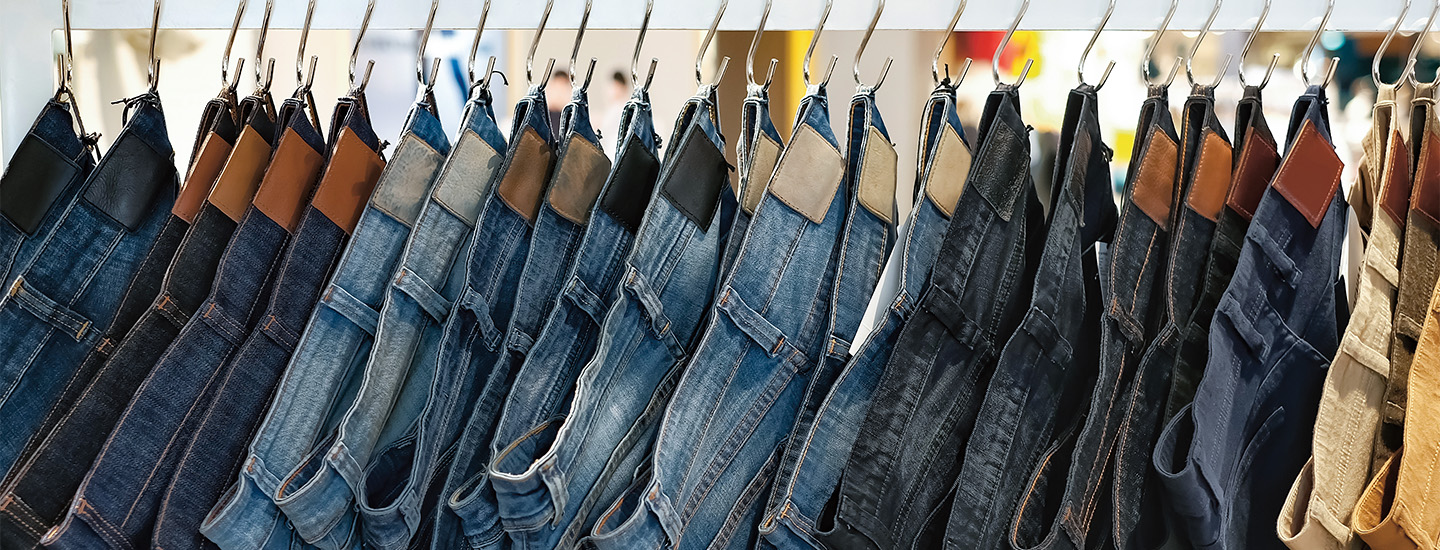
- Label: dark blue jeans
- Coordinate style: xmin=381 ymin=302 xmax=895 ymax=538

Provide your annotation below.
xmin=0 ymin=99 xmax=97 ymax=296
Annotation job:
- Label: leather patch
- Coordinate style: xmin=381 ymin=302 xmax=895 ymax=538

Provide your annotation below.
xmin=1414 ymin=130 xmax=1440 ymax=225
xmin=857 ymin=126 xmax=898 ymax=224
xmin=207 ymin=125 xmax=272 ymax=222
xmin=253 ymin=127 xmax=326 ymax=232
xmin=971 ymin=119 xmax=1029 ymax=222
xmin=1130 ymin=125 xmax=1180 ymax=229
xmin=372 ymin=132 xmax=445 ymax=226
xmin=1225 ymin=123 xmax=1281 ymax=221
xmin=1184 ymin=130 xmax=1234 ymax=221
xmin=547 ymin=137 xmax=613 ymax=224
xmin=0 ymin=131 xmax=82 ymax=234
xmin=742 ymin=135 xmax=782 ymax=215
xmin=659 ymin=124 xmax=730 ymax=231
xmin=173 ymin=130 xmax=232 ymax=223
xmin=434 ymin=129 xmax=502 ymax=225
xmin=313 ymin=128 xmax=386 ymax=233
xmin=499 ymin=128 xmax=556 ymax=223
xmin=82 ymin=128 xmax=173 ymax=231
xmin=768 ymin=124 xmax=845 ymax=224
xmin=1380 ymin=128 xmax=1414 ymax=226
xmin=924 ymin=124 xmax=972 ymax=217
xmin=1272 ymin=120 xmax=1343 ymax=229
xmin=599 ymin=135 xmax=661 ymax=234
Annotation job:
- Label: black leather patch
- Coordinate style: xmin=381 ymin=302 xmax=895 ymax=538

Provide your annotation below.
xmin=83 ymin=129 xmax=173 ymax=231
xmin=600 ymin=133 xmax=662 ymax=234
xmin=1 ymin=132 xmax=83 ymax=234
xmin=659 ymin=124 xmax=729 ymax=231
xmin=972 ymin=106 xmax=1030 ymax=222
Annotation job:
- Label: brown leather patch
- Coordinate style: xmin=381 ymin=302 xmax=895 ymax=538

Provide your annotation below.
xmin=499 ymin=128 xmax=555 ymax=223
xmin=1414 ymin=130 xmax=1440 ymax=225
xmin=1225 ymin=124 xmax=1281 ymax=221
xmin=1185 ymin=130 xmax=1234 ymax=221
xmin=1380 ymin=128 xmax=1414 ymax=226
xmin=173 ymin=130 xmax=231 ymax=223
xmin=207 ymin=126 xmax=272 ymax=222
xmin=768 ymin=124 xmax=846 ymax=224
xmin=1273 ymin=120 xmax=1343 ymax=229
xmin=313 ymin=128 xmax=386 ymax=234
xmin=1130 ymin=126 xmax=1180 ymax=229
xmin=857 ymin=126 xmax=898 ymax=225
xmin=547 ymin=137 xmax=612 ymax=224
xmin=924 ymin=124 xmax=971 ymax=217
xmin=741 ymin=135 xmax=782 ymax=215
xmin=253 ymin=128 xmax=326 ymax=232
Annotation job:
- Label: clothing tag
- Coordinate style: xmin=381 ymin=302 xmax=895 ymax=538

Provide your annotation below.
xmin=850 ymin=215 xmax=911 ymax=356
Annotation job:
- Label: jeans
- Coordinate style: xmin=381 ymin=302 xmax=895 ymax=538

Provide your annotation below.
xmin=1009 ymin=86 xmax=1181 ymax=550
xmin=0 ymin=99 xmax=97 ymax=295
xmin=488 ymin=97 xmax=662 ymax=550
xmin=721 ymin=90 xmax=784 ymax=281
xmin=41 ymin=99 xmax=326 ymax=550
xmin=1153 ymin=86 xmax=1345 ymax=550
xmin=759 ymin=82 xmax=971 ymax=550
xmin=939 ymin=84 xmax=1118 ymax=550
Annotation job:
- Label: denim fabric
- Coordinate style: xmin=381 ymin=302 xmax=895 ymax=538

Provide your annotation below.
xmin=721 ymin=89 xmax=783 ymax=281
xmin=40 ymin=99 xmax=324 ymax=550
xmin=1153 ymin=86 xmax=1345 ymax=550
xmin=152 ymin=97 xmax=384 ymax=550
xmin=0 ymin=99 xmax=97 ymax=293
xmin=759 ymin=82 xmax=971 ymax=550
xmin=262 ymin=104 xmax=449 ymax=550
xmin=1009 ymin=86 xmax=1180 ymax=550
xmin=937 ymin=84 xmax=1117 ymax=550
xmin=488 ymin=96 xmax=662 ymax=550
xmin=0 ymin=93 xmax=175 ymax=498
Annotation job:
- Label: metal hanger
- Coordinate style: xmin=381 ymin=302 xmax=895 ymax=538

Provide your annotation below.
xmin=1300 ymin=0 xmax=1340 ymax=87
xmin=854 ymin=0 xmax=893 ymax=92
xmin=253 ymin=0 xmax=276 ymax=95
xmin=146 ymin=0 xmax=162 ymax=94
xmin=1406 ymin=0 xmax=1439 ymax=84
xmin=1375 ymin=0 xmax=1414 ymax=87
xmin=802 ymin=0 xmax=835 ymax=89
xmin=1237 ymin=0 xmax=1279 ymax=88
xmin=1141 ymin=0 xmax=1183 ymax=87
xmin=467 ymin=0 xmax=499 ymax=95
xmin=414 ymin=0 xmax=442 ymax=103
xmin=568 ymin=0 xmax=597 ymax=94
xmin=745 ymin=0 xmax=777 ymax=94
xmin=931 ymin=0 xmax=972 ymax=86
xmin=695 ymin=0 xmax=729 ymax=89
xmin=992 ymin=0 xmax=1034 ymax=87
xmin=295 ymin=0 xmax=318 ymax=90
xmin=348 ymin=0 xmax=376 ymax=95
xmin=631 ymin=0 xmax=658 ymax=97
xmin=526 ymin=0 xmax=556 ymax=89
xmin=220 ymin=0 xmax=247 ymax=99
xmin=1077 ymin=0 xmax=1116 ymax=89
xmin=56 ymin=0 xmax=93 ymax=141
xmin=1184 ymin=0 xmax=1233 ymax=88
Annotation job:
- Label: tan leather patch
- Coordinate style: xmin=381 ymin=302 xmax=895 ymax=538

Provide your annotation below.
xmin=313 ymin=129 xmax=385 ymax=234
xmin=547 ymin=137 xmax=613 ymax=224
xmin=1225 ymin=126 xmax=1280 ymax=221
xmin=1130 ymin=126 xmax=1180 ymax=230
xmin=1185 ymin=130 xmax=1234 ymax=221
xmin=207 ymin=126 xmax=272 ymax=222
xmin=499 ymin=128 xmax=556 ymax=222
xmin=371 ymin=133 xmax=444 ymax=226
xmin=924 ymin=124 xmax=972 ymax=217
xmin=173 ymin=130 xmax=231 ymax=223
xmin=1413 ymin=130 xmax=1440 ymax=225
xmin=433 ymin=129 xmax=502 ymax=225
xmin=767 ymin=125 xmax=845 ymax=224
xmin=1273 ymin=120 xmax=1343 ymax=229
xmin=742 ymin=135 xmax=782 ymax=215
xmin=1380 ymin=128 xmax=1414 ymax=226
xmin=253 ymin=128 xmax=326 ymax=232
xmin=857 ymin=126 xmax=898 ymax=224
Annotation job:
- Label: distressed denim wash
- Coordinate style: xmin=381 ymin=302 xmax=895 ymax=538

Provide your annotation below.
xmin=155 ymin=96 xmax=388 ymax=550
xmin=1277 ymin=84 xmax=1408 ymax=550
xmin=1376 ymin=83 xmax=1440 ymax=471
xmin=0 ymin=92 xmax=175 ymax=495
xmin=264 ymin=103 xmax=450 ymax=550
xmin=1008 ymin=85 xmax=1181 ymax=550
xmin=939 ymin=84 xmax=1118 ymax=550
xmin=489 ymin=89 xmax=733 ymax=550
xmin=758 ymin=81 xmax=972 ymax=550
xmin=0 ymin=95 xmax=242 ymax=549
xmin=40 ymin=96 xmax=324 ymax=550
xmin=1165 ymin=85 xmax=1281 ymax=423
xmin=488 ymin=96 xmax=663 ymax=550
xmin=1153 ymin=86 xmax=1346 ymax=550
xmin=198 ymin=96 xmax=393 ymax=550
xmin=720 ymin=88 xmax=784 ymax=281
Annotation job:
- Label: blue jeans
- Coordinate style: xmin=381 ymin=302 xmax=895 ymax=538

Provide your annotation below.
xmin=721 ymin=90 xmax=784 ymax=282
xmin=0 ymin=99 xmax=96 ymax=297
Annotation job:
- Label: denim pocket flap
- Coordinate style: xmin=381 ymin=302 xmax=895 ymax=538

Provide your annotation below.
xmin=718 ymin=287 xmax=789 ymax=358
xmin=6 ymin=277 xmax=93 ymax=341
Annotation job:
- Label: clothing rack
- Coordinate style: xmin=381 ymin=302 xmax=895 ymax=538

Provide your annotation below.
xmin=0 ymin=0 xmax=1426 ymax=162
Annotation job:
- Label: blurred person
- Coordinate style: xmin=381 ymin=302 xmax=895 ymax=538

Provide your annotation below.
xmin=547 ymin=69 xmax=571 ymax=133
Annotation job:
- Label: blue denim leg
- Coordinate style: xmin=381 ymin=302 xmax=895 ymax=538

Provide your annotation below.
xmin=721 ymin=91 xmax=783 ymax=282
xmin=0 ymin=99 xmax=96 ymax=296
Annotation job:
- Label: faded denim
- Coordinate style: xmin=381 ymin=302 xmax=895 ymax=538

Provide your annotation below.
xmin=721 ymin=88 xmax=783 ymax=281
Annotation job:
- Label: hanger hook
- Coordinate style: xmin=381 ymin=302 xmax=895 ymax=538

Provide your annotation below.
xmin=932 ymin=0 xmax=972 ymax=86
xmin=1300 ymin=0 xmax=1339 ymax=87
xmin=220 ymin=0 xmax=247 ymax=95
xmin=1078 ymin=0 xmax=1116 ymax=89
xmin=1141 ymin=0 xmax=1182 ymax=86
xmin=631 ymin=0 xmax=657 ymax=96
xmin=1407 ymin=0 xmax=1440 ymax=84
xmin=252 ymin=0 xmax=275 ymax=94
xmin=992 ymin=0 xmax=1034 ymax=87
xmin=854 ymin=0 xmax=893 ymax=91
xmin=1237 ymin=0 xmax=1279 ymax=88
xmin=295 ymin=0 xmax=316 ymax=86
xmin=348 ymin=0 xmax=375 ymax=95
xmin=147 ymin=0 xmax=162 ymax=94
xmin=568 ymin=0 xmax=597 ymax=93
xmin=1375 ymin=0 xmax=1415 ymax=86
xmin=467 ymin=0 xmax=495 ymax=90
xmin=695 ymin=0 xmax=730 ymax=88
xmin=1184 ymin=0 xmax=1233 ymax=88
xmin=746 ymin=0 xmax=776 ymax=92
xmin=415 ymin=0 xmax=439 ymax=92
xmin=526 ymin=0 xmax=555 ymax=88
xmin=58 ymin=0 xmax=76 ymax=93
xmin=802 ymin=0 xmax=836 ymax=88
